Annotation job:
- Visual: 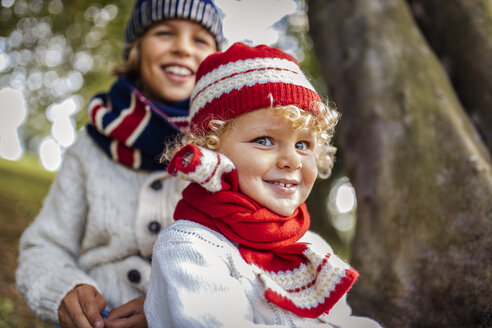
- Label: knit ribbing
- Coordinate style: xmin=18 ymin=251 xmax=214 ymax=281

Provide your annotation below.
xmin=189 ymin=43 xmax=321 ymax=135
xmin=124 ymin=0 xmax=223 ymax=52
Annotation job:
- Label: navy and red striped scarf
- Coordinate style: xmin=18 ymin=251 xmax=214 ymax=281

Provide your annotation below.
xmin=86 ymin=78 xmax=189 ymax=171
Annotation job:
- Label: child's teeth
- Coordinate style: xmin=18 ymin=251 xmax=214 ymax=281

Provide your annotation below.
xmin=165 ymin=66 xmax=192 ymax=76
xmin=273 ymin=182 xmax=293 ymax=187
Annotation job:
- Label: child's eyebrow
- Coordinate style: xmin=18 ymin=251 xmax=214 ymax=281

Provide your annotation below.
xmin=247 ymin=126 xmax=281 ymax=135
xmin=246 ymin=125 xmax=315 ymax=139
xmin=298 ymin=129 xmax=316 ymax=137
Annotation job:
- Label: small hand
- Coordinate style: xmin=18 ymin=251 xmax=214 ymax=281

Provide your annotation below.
xmin=104 ymin=296 xmax=147 ymax=328
xmin=58 ymin=284 xmax=106 ymax=328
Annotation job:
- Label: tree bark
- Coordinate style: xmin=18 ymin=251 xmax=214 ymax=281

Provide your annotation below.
xmin=307 ymin=0 xmax=492 ymax=326
xmin=408 ymin=0 xmax=492 ymax=154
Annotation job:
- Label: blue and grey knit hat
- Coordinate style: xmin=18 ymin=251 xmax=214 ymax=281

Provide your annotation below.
xmin=124 ymin=0 xmax=223 ymax=51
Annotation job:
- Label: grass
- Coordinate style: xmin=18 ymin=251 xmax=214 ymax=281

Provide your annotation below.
xmin=0 ymin=155 xmax=53 ymax=328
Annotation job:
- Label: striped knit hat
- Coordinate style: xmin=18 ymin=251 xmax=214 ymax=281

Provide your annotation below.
xmin=189 ymin=42 xmax=321 ymax=135
xmin=124 ymin=0 xmax=223 ymax=53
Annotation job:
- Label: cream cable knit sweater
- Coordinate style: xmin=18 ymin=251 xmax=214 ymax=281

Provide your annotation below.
xmin=145 ymin=220 xmax=382 ymax=328
xmin=16 ymin=131 xmax=187 ymax=324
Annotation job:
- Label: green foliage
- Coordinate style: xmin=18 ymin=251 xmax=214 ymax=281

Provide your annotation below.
xmin=0 ymin=0 xmax=133 ymax=153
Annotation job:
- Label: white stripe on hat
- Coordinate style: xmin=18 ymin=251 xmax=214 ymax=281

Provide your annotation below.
xmin=177 ymin=0 xmax=185 ymax=17
xmin=202 ymin=4 xmax=211 ymax=26
xmin=190 ymin=57 xmax=316 ymax=117
xmin=183 ymin=0 xmax=191 ymax=18
xmin=196 ymin=1 xmax=204 ymax=21
xmin=157 ymin=0 xmax=163 ymax=20
xmin=170 ymin=0 xmax=177 ymax=17
xmin=190 ymin=68 xmax=315 ymax=118
xmin=193 ymin=58 xmax=308 ymax=96
xmin=164 ymin=0 xmax=170 ymax=18
xmin=151 ymin=0 xmax=157 ymax=21
xmin=190 ymin=0 xmax=199 ymax=21
xmin=210 ymin=11 xmax=220 ymax=34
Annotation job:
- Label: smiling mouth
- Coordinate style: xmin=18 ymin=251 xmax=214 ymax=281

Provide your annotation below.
xmin=264 ymin=180 xmax=299 ymax=190
xmin=163 ymin=65 xmax=193 ymax=76
xmin=270 ymin=181 xmax=295 ymax=188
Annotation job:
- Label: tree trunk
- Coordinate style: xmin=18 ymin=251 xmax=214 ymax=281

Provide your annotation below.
xmin=307 ymin=0 xmax=492 ymax=327
xmin=408 ymin=0 xmax=492 ymax=154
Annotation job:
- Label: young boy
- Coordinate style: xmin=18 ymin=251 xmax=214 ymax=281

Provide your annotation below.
xmin=144 ymin=42 xmax=382 ymax=327
xmin=16 ymin=1 xmax=222 ymax=326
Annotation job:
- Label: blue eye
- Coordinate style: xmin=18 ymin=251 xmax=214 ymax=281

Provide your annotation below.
xmin=296 ymin=141 xmax=309 ymax=150
xmin=253 ymin=136 xmax=273 ymax=146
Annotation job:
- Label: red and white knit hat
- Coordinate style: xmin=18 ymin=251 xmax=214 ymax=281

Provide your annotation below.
xmin=189 ymin=42 xmax=321 ymax=134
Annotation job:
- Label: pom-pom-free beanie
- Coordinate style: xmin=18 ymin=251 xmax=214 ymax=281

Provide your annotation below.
xmin=124 ymin=0 xmax=223 ymax=52
xmin=189 ymin=42 xmax=321 ymax=134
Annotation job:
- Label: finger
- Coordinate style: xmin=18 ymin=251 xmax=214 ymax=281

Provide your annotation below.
xmin=59 ymin=288 xmax=90 ymax=328
xmin=105 ymin=304 xmax=135 ymax=321
xmin=78 ymin=287 xmax=106 ymax=328
xmin=104 ymin=313 xmax=148 ymax=328
xmin=58 ymin=305 xmax=76 ymax=328
xmin=105 ymin=296 xmax=143 ymax=320
xmin=63 ymin=297 xmax=92 ymax=328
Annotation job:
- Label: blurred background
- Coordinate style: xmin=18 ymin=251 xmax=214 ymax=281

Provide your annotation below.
xmin=0 ymin=1 xmax=356 ymax=326
xmin=3 ymin=0 xmax=492 ymax=326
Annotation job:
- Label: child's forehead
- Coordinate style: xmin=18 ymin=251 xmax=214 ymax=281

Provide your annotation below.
xmin=232 ymin=108 xmax=285 ymax=125
xmin=230 ymin=109 xmax=315 ymax=135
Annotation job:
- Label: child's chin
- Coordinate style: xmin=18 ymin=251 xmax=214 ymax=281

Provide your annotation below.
xmin=271 ymin=207 xmax=296 ymax=217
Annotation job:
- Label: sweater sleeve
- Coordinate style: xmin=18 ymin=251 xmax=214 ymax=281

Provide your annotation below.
xmin=145 ymin=226 xmax=299 ymax=328
xmin=15 ymin=146 xmax=99 ymax=324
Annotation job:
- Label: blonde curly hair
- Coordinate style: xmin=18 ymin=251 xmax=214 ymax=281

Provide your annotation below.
xmin=163 ymin=101 xmax=340 ymax=179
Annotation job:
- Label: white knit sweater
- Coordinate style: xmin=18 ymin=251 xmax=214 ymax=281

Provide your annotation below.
xmin=145 ymin=220 xmax=382 ymax=328
xmin=16 ymin=131 xmax=188 ymax=324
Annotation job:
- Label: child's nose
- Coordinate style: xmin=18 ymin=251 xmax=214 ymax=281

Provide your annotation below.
xmin=276 ymin=147 xmax=302 ymax=170
xmin=173 ymin=35 xmax=192 ymax=56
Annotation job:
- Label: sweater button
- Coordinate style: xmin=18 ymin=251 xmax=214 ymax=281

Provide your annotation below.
xmin=150 ymin=180 xmax=162 ymax=190
xmin=127 ymin=269 xmax=141 ymax=283
xmin=148 ymin=221 xmax=161 ymax=234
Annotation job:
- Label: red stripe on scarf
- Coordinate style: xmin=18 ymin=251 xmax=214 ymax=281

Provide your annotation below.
xmin=109 ymin=96 xmax=147 ymax=143
xmin=116 ymin=142 xmax=135 ymax=167
xmin=90 ymin=102 xmax=105 ymax=126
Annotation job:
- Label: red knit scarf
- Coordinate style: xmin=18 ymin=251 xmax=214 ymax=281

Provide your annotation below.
xmin=169 ymin=144 xmax=359 ymax=318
